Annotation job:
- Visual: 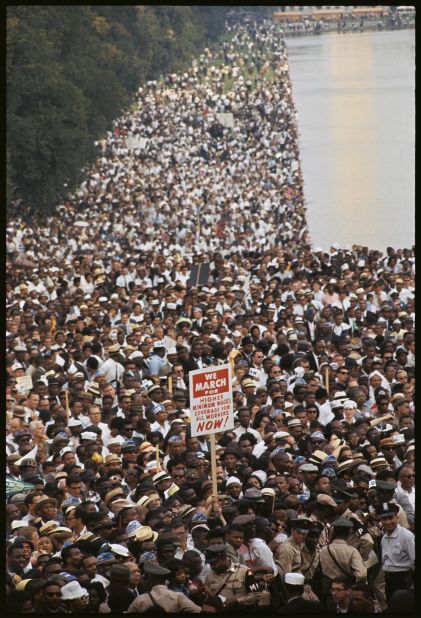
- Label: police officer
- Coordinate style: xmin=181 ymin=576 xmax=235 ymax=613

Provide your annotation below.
xmin=308 ymin=494 xmax=337 ymax=548
xmin=377 ymin=502 xmax=415 ymax=603
xmin=274 ymin=518 xmax=310 ymax=579
xmin=204 ymin=544 xmax=266 ymax=610
xmin=301 ymin=521 xmax=323 ymax=600
xmin=373 ymin=480 xmax=410 ymax=529
xmin=334 ymin=488 xmax=374 ymax=561
xmin=320 ymin=518 xmax=367 ymax=602
xmin=127 ymin=561 xmax=201 ymax=612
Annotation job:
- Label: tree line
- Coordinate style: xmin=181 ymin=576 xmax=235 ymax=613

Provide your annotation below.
xmin=7 ymin=6 xmax=271 ymax=217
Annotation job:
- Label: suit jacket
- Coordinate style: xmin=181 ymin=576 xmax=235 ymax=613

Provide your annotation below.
xmin=279 ymin=596 xmax=326 ymax=614
xmin=181 ymin=355 xmax=210 ymax=374
xmin=306 ymin=351 xmax=321 ymax=372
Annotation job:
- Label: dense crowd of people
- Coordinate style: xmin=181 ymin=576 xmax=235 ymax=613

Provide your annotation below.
xmin=6 ymin=20 xmax=415 ymax=614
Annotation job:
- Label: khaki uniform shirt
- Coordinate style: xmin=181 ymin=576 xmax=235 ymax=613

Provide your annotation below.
xmin=225 ymin=542 xmax=245 ymax=565
xmin=204 ymin=562 xmax=260 ymax=607
xmin=342 ymin=508 xmax=374 ymax=561
xmin=274 ymin=536 xmax=303 ymax=579
xmin=309 ymin=514 xmax=331 ymax=548
xmin=301 ymin=544 xmax=321 ymax=583
xmin=320 ymin=539 xmax=367 ymax=583
xmin=127 ymin=585 xmax=201 ymax=613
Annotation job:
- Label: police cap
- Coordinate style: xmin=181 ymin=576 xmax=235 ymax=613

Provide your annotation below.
xmin=289 ymin=518 xmax=310 ymax=533
xmin=142 ymin=561 xmax=171 ymax=577
xmin=332 ymin=518 xmax=354 ymax=529
xmin=205 ymin=544 xmax=228 ymax=560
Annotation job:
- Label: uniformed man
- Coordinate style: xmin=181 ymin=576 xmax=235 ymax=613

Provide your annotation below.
xmin=309 ymin=494 xmax=337 ymax=548
xmin=301 ymin=521 xmax=322 ymax=600
xmin=274 ymin=518 xmax=310 ymax=579
xmin=319 ymin=518 xmax=367 ymax=602
xmin=204 ymin=544 xmax=266 ymax=610
xmin=377 ymin=502 xmax=415 ymax=603
xmin=373 ymin=480 xmax=410 ymax=529
xmin=334 ymin=488 xmax=374 ymax=561
xmin=127 ymin=560 xmax=202 ymax=612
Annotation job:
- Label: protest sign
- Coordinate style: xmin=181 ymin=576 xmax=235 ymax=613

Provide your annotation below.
xmin=15 ymin=375 xmax=33 ymax=394
xmin=189 ymin=365 xmax=234 ymax=437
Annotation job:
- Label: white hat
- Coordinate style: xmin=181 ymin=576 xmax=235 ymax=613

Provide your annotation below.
xmin=284 ymin=572 xmax=305 ymax=586
xmin=68 ymin=417 xmax=83 ymax=427
xmin=251 ymin=470 xmax=267 ymax=485
xmin=92 ymin=574 xmax=110 ymax=588
xmin=81 ymin=431 xmax=98 ymax=441
xmin=226 ymin=476 xmax=242 ymax=487
xmin=109 ymin=543 xmax=130 ymax=557
xmin=273 ymin=431 xmax=290 ymax=440
xmin=107 ymin=437 xmax=122 ymax=446
xmin=11 ymin=520 xmax=28 ymax=532
xmin=342 ymin=399 xmax=357 ymax=409
xmin=129 ymin=351 xmax=143 ymax=360
xmin=61 ymin=581 xmax=88 ymax=600
xmin=60 ymin=447 xmax=74 ymax=457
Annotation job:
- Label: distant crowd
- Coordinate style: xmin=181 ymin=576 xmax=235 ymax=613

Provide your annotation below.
xmin=6 ymin=20 xmax=414 ymax=614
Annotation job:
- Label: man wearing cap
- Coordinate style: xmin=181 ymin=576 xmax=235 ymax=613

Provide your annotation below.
xmin=150 ymin=404 xmax=171 ymax=438
xmin=300 ymin=521 xmax=323 ymax=596
xmin=148 ymin=343 xmax=167 ymax=376
xmin=338 ymin=489 xmax=375 ymax=561
xmin=127 ymin=560 xmax=202 ymax=612
xmin=61 ymin=580 xmax=90 ymax=613
xmin=96 ymin=344 xmax=125 ymax=386
xmin=319 ymin=518 xmax=367 ymax=601
xmin=373 ymin=480 xmax=410 ymax=529
xmin=278 ymin=573 xmax=325 ymax=614
xmin=378 ymin=502 xmax=415 ymax=603
xmin=33 ymin=496 xmax=59 ymax=528
xmin=204 ymin=544 xmax=265 ymax=610
xmin=274 ymin=518 xmax=310 ymax=580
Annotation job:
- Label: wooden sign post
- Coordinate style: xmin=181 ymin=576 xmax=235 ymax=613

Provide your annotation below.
xmin=64 ymin=390 xmax=70 ymax=423
xmin=209 ymin=433 xmax=218 ymax=497
xmin=156 ymin=445 xmax=161 ymax=472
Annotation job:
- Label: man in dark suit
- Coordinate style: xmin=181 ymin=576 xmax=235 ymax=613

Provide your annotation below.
xmin=306 ymin=338 xmax=326 ymax=372
xmin=279 ymin=572 xmax=325 ymax=613
xmin=180 ymin=340 xmax=209 ymax=374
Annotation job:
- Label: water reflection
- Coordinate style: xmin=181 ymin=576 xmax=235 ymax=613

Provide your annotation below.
xmin=287 ymin=30 xmax=415 ymax=252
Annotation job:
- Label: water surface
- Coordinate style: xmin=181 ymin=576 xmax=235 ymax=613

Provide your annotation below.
xmin=287 ymin=29 xmax=415 ymax=252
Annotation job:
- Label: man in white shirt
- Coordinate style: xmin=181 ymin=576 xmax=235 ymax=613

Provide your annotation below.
xmin=233 ymin=408 xmax=261 ymax=443
xmin=379 ymin=502 xmax=415 ymax=603
xmin=86 ymin=404 xmax=111 ymax=444
xmin=150 ymin=405 xmax=171 ymax=438
xmin=394 ymin=465 xmax=415 ymax=510
xmin=96 ymin=344 xmax=125 ymax=385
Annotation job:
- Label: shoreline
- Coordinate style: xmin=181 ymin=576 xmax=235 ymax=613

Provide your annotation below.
xmin=283 ymin=23 xmax=415 ymax=39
